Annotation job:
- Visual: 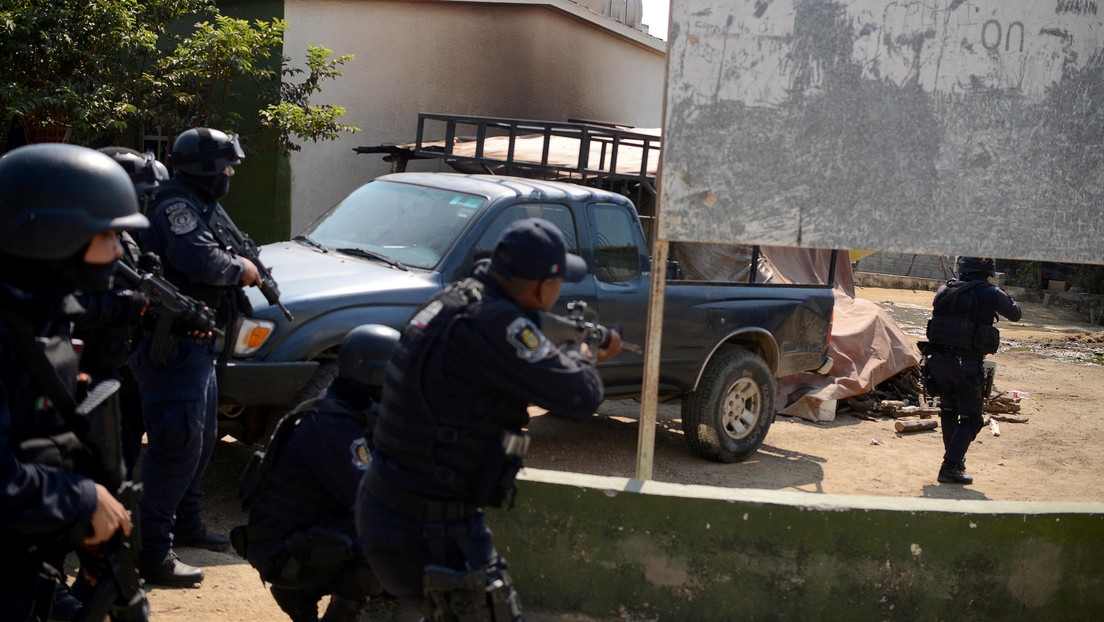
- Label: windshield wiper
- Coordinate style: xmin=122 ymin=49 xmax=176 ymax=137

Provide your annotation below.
xmin=293 ymin=234 xmax=329 ymax=253
xmin=335 ymin=247 xmax=409 ymax=271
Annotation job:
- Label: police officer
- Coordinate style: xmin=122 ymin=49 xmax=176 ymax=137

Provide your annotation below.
xmin=924 ymin=256 xmax=1022 ymax=485
xmin=234 ymin=324 xmax=398 ymax=622
xmin=356 ymin=218 xmax=622 ymax=621
xmin=82 ymin=147 xmax=169 ymax=473
xmin=45 ymin=147 xmax=168 ymax=620
xmin=0 ymin=143 xmax=145 ymax=620
xmin=131 ymin=128 xmax=261 ymax=585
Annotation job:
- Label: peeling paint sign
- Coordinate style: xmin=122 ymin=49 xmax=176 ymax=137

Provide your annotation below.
xmin=661 ymin=0 xmax=1104 ymax=263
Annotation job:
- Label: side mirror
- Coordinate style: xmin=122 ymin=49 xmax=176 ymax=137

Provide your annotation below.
xmin=667 ymin=259 xmax=681 ymax=280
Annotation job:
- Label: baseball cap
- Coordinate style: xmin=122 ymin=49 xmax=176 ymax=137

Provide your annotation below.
xmin=490 ymin=218 xmax=587 ymax=282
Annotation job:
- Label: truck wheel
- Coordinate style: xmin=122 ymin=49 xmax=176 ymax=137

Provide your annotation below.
xmin=261 ymin=361 xmax=338 ymax=442
xmin=682 ymin=349 xmax=776 ymax=463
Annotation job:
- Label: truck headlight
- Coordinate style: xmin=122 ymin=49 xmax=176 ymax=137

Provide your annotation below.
xmin=234 ymin=317 xmax=275 ymax=356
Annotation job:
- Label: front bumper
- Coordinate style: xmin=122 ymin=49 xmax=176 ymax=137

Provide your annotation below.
xmin=217 ymin=359 xmax=320 ymax=406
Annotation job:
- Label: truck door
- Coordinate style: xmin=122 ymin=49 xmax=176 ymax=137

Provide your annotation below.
xmin=586 ymin=201 xmax=650 ymax=389
xmin=468 ymin=202 xmax=598 ymax=307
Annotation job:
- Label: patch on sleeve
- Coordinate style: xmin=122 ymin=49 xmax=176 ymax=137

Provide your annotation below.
xmin=349 ymin=437 xmax=371 ymax=470
xmin=506 ymin=317 xmax=552 ymax=363
xmin=165 ymin=202 xmax=199 ymax=235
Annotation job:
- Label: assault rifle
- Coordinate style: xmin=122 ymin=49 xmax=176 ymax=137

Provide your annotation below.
xmin=114 ymin=261 xmax=222 ymax=364
xmin=207 ymin=205 xmax=295 ymax=321
xmin=70 ymin=380 xmax=149 ymax=622
xmin=540 ymin=300 xmax=642 ymax=354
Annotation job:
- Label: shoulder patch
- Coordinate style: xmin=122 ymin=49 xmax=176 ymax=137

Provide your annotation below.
xmin=164 ymin=202 xmax=199 ymax=235
xmin=506 ymin=317 xmax=552 ymax=363
xmin=349 ymin=437 xmax=371 ymax=470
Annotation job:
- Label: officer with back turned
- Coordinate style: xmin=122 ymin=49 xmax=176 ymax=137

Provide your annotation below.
xmin=130 ymin=128 xmax=261 ymax=585
xmin=356 ymin=218 xmax=622 ymax=621
xmin=233 ymin=324 xmax=398 ymax=622
xmin=0 ymin=143 xmax=145 ymax=620
xmin=923 ymin=256 xmax=1022 ymax=485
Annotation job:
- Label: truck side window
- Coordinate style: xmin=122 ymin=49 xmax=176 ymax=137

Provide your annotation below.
xmin=589 ymin=203 xmax=642 ymax=283
xmin=472 ymin=204 xmax=578 ymax=262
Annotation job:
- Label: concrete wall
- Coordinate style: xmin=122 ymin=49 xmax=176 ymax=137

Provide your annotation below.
xmin=283 ymin=0 xmax=667 ymax=232
xmin=659 ymin=0 xmax=1104 ymax=265
xmin=488 ymin=469 xmax=1104 ymax=620
xmin=854 ymin=252 xmax=957 ymax=282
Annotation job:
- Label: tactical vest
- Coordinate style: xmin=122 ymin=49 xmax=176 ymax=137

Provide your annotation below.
xmin=372 ymin=278 xmax=526 ymax=507
xmin=145 ymin=182 xmax=249 ymax=324
xmin=926 ymin=280 xmax=1000 ymax=357
xmin=238 ymin=397 xmax=367 ymax=523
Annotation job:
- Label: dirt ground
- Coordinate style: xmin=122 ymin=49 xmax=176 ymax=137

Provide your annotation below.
xmin=129 ymin=286 xmax=1104 ymax=621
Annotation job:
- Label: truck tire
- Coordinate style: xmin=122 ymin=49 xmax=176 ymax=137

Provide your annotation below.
xmin=261 ymin=361 xmax=338 ymax=442
xmin=682 ymin=349 xmax=776 ymax=463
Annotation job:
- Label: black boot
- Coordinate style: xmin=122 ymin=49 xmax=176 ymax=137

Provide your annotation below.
xmin=322 ymin=595 xmax=364 ymax=622
xmin=270 ymin=586 xmax=320 ymax=622
xmin=937 ymin=466 xmax=973 ymax=485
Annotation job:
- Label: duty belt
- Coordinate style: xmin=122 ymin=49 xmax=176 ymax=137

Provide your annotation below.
xmin=363 ymin=465 xmax=481 ymax=523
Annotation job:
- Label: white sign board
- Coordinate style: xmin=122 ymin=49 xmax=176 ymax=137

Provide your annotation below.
xmin=660 ymin=0 xmax=1104 ymax=263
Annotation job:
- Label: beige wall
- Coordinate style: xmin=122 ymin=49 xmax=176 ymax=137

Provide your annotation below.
xmin=284 ymin=0 xmax=667 ymax=231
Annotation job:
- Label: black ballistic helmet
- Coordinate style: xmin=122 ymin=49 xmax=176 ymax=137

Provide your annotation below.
xmin=169 ymin=128 xmax=244 ymax=176
xmin=0 ymin=144 xmax=148 ymax=260
xmin=99 ymin=146 xmax=169 ymax=200
xmin=956 ymin=256 xmax=996 ymax=277
xmin=338 ymin=324 xmax=401 ymax=389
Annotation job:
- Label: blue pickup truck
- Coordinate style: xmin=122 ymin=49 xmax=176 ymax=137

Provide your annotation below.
xmin=219 ymin=172 xmax=834 ymax=462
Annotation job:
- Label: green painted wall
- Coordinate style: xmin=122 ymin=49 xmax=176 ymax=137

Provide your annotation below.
xmin=218 ymin=0 xmax=290 ymax=244
xmin=487 ymin=470 xmax=1104 ymax=621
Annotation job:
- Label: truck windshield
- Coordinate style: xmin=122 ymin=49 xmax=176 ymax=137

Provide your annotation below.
xmin=302 ymin=180 xmax=487 ymax=269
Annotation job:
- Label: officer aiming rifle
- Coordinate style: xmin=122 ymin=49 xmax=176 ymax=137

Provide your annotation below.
xmin=540 ymin=300 xmax=643 ymax=354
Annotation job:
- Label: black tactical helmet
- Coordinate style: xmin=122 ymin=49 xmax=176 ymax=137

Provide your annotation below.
xmin=956 ymin=256 xmax=996 ymax=277
xmin=99 ymin=147 xmax=169 ymax=204
xmin=338 ymin=324 xmax=401 ymax=389
xmin=169 ymin=128 xmax=244 ymax=176
xmin=0 ymin=144 xmax=148 ymax=260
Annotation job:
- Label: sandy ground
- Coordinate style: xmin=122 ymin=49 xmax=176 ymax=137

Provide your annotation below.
xmin=121 ymin=286 xmax=1103 ymax=621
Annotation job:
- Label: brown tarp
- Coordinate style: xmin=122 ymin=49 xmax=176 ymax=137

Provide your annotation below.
xmin=671 ymin=243 xmax=922 ymax=422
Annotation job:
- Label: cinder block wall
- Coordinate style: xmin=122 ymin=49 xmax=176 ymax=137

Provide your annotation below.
xmin=853 ymin=253 xmax=957 ymax=281
xmin=488 ymin=469 xmax=1104 ymax=621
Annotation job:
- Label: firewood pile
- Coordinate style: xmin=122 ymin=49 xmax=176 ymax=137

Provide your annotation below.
xmin=837 ymin=366 xmax=934 ymax=421
xmin=837 ymin=366 xmax=1030 ymax=425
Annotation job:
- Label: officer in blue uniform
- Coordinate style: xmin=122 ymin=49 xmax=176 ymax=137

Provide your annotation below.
xmin=131 ymin=128 xmax=261 ymax=585
xmin=356 ymin=218 xmax=622 ymax=621
xmin=234 ymin=324 xmax=398 ymax=622
xmin=0 ymin=144 xmax=145 ymax=620
xmin=83 ymin=147 xmax=170 ymax=473
xmin=923 ymin=256 xmax=1021 ymax=485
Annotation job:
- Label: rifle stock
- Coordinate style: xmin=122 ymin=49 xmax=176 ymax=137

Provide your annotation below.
xmin=74 ymin=381 xmax=150 ymax=622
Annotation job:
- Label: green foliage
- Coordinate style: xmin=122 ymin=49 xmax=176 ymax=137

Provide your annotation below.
xmin=0 ymin=0 xmax=357 ymax=152
xmin=1000 ymin=260 xmax=1042 ymax=289
xmin=1073 ymin=264 xmax=1104 ymax=295
xmin=259 ymin=45 xmax=359 ymax=153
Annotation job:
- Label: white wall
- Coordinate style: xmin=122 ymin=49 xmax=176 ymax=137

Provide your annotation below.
xmin=284 ymin=0 xmax=667 ymax=232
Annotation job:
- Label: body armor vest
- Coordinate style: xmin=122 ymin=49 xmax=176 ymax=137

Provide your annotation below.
xmin=926 ymin=280 xmax=1000 ymax=357
xmin=239 ymin=397 xmax=366 ymax=526
xmin=372 ymin=278 xmax=524 ymax=507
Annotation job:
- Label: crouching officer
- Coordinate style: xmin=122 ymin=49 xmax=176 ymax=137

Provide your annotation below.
xmin=0 ymin=144 xmax=146 ymax=620
xmin=923 ymin=256 xmax=1021 ymax=485
xmin=356 ymin=218 xmax=622 ymax=621
xmin=130 ymin=128 xmax=261 ymax=585
xmin=232 ymin=324 xmax=398 ymax=622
